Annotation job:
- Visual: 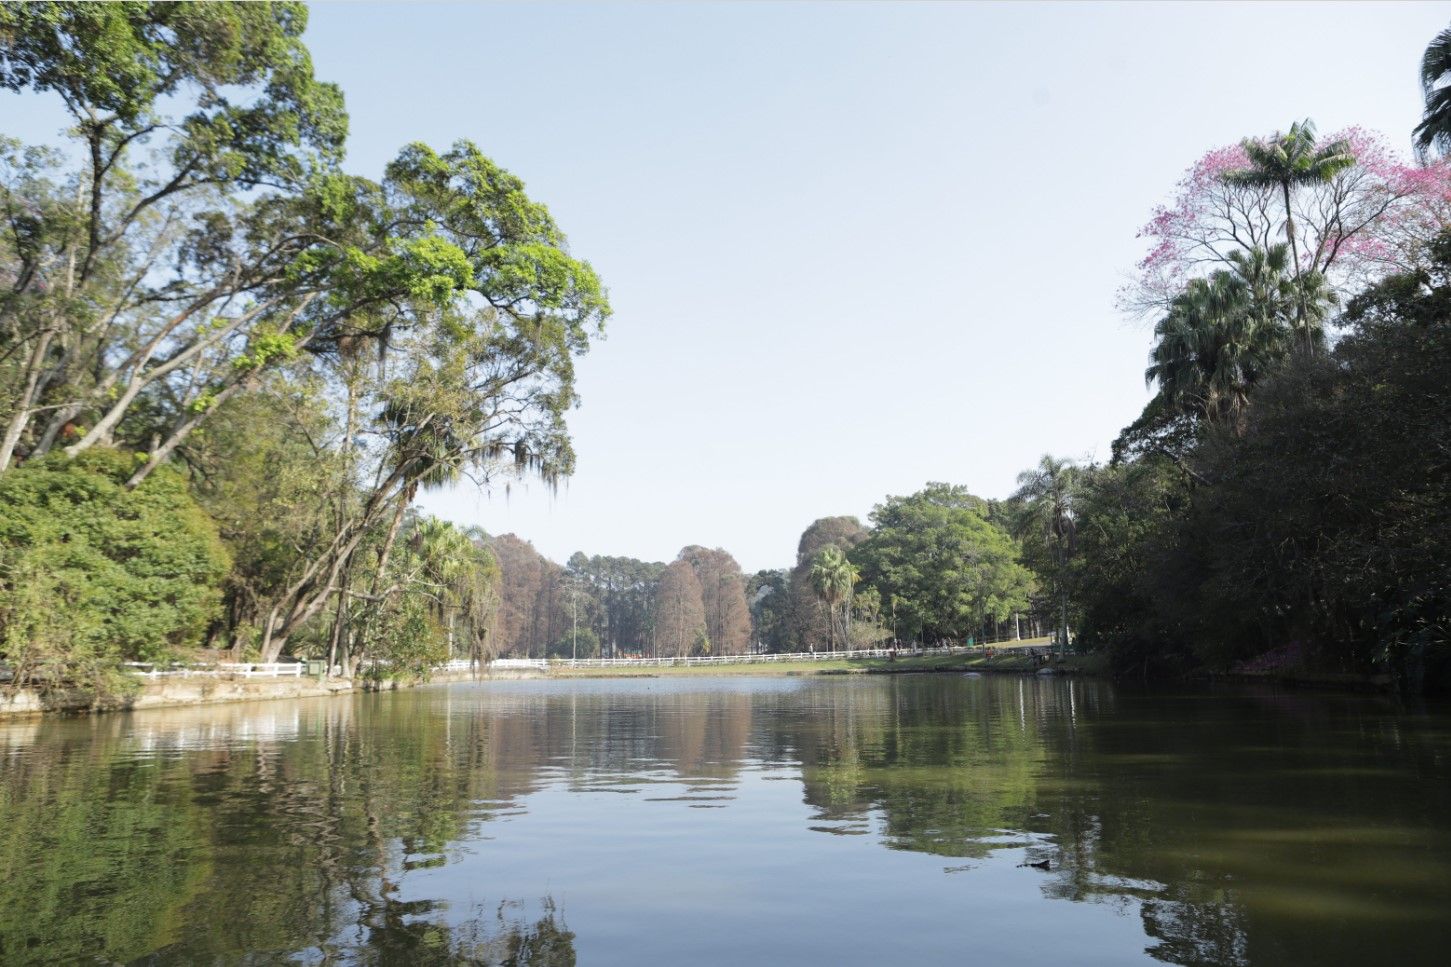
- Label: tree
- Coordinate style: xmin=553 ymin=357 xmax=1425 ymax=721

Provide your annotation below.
xmin=746 ymin=569 xmax=791 ymax=653
xmin=1150 ymin=248 xmax=1325 ymax=425
xmin=245 ymin=138 xmax=609 ymax=662
xmin=809 ymin=546 xmax=858 ymax=652
xmin=1415 ymin=25 xmax=1451 ymax=159
xmin=679 ymin=546 xmax=752 ymax=655
xmin=654 ymin=558 xmax=707 ymax=657
xmin=490 ymin=534 xmax=560 ymax=659
xmin=1126 ymin=125 xmax=1450 ymax=314
xmin=853 ymin=484 xmax=1033 ymax=643
xmin=1118 ymin=245 xmax=1333 ymax=465
xmin=788 ymin=516 xmax=866 ymax=650
xmin=562 ymin=553 xmax=662 ymax=658
xmin=0 ymin=2 xmax=348 ymax=474
xmin=1223 ymin=120 xmax=1354 ymax=349
xmin=1068 ymin=459 xmax=1193 ymax=677
xmin=181 ymin=373 xmax=345 ymax=654
xmin=1179 ymin=233 xmax=1451 ymax=685
xmin=343 ymin=515 xmax=500 ymax=679
xmin=0 ymin=2 xmax=613 ymax=682
xmin=1011 ymin=456 xmax=1082 ymax=656
xmin=1093 ymin=232 xmax=1451 ymax=689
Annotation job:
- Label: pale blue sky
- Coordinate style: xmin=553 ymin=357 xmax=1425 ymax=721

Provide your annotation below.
xmin=8 ymin=2 xmax=1449 ymax=571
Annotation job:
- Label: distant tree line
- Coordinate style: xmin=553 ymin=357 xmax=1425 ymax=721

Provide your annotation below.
xmin=484 ymin=487 xmax=1041 ymax=660
xmin=483 ymin=538 xmax=753 ymax=659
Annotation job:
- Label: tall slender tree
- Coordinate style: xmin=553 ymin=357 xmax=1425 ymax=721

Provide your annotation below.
xmin=654 ymin=559 xmax=707 ymax=657
xmin=679 ymin=546 xmax=752 ymax=656
xmin=1224 ymin=120 xmax=1354 ymax=350
xmin=809 ymin=546 xmax=858 ymax=652
xmin=1012 ymin=456 xmax=1081 ymax=657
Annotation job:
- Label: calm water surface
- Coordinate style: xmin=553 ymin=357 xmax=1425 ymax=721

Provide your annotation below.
xmin=2 ymin=675 xmax=1449 ymax=965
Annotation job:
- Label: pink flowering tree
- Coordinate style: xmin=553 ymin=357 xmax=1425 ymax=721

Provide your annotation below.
xmin=1124 ymin=126 xmax=1451 ymax=314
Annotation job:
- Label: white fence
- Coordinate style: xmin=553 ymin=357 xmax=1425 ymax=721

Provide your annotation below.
xmin=118 ymin=637 xmax=1054 ymax=682
xmin=544 ymin=636 xmax=1056 ymax=670
xmin=123 ymin=662 xmax=304 ymax=680
xmin=435 ymin=658 xmax=548 ymax=673
xmin=551 ymin=645 xmax=946 ymax=669
xmin=123 ymin=657 xmax=549 ymax=682
xmin=491 ymin=658 xmax=550 ymax=671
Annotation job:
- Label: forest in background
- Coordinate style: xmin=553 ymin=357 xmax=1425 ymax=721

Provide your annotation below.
xmin=1 ymin=4 xmax=1448 ymax=694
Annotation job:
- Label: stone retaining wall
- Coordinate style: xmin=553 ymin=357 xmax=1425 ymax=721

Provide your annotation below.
xmin=0 ymin=666 xmax=547 ymax=718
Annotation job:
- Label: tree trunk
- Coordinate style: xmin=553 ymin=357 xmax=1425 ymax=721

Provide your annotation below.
xmin=124 ymin=377 xmax=252 ymax=487
xmin=345 ymin=484 xmax=414 ymax=672
xmin=1281 ymin=179 xmax=1313 ymax=352
xmin=0 ymin=328 xmax=56 ymax=473
xmin=1059 ymin=591 xmax=1070 ymax=660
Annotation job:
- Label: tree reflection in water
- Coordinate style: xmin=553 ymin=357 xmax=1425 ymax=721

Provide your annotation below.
xmin=1 ymin=677 xmax=1448 ymax=965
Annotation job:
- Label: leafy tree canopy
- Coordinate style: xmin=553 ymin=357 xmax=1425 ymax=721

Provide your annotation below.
xmin=854 ymin=483 xmax=1033 ymax=642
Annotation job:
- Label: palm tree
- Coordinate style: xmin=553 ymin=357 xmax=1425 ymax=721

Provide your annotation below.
xmin=1223 ymin=120 xmax=1354 ymax=350
xmin=1011 ymin=456 xmax=1080 ymax=659
xmin=1146 ymin=245 xmax=1331 ymax=435
xmin=810 ymin=546 xmax=859 ymax=652
xmin=409 ymin=518 xmax=495 ymax=653
xmin=1415 ymin=25 xmax=1451 ymax=159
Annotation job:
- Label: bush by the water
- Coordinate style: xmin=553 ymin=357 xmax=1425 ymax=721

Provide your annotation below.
xmin=0 ymin=450 xmax=229 ymax=693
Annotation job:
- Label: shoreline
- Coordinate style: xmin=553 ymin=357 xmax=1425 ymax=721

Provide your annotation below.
xmin=2 ymin=653 xmax=1397 ymax=718
xmin=0 ymin=654 xmax=1094 ymax=718
xmin=0 ymin=667 xmax=545 ymax=719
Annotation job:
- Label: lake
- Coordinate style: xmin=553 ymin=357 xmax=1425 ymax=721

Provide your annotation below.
xmin=1 ymin=674 xmax=1449 ymax=965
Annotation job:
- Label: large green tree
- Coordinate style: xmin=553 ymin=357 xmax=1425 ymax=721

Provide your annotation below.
xmin=1 ymin=4 xmax=610 ymax=675
xmin=853 ymin=484 xmax=1033 ymax=643
xmin=1180 ymin=233 xmax=1451 ymax=683
xmin=344 ymin=515 xmax=501 ymax=679
xmin=1118 ymin=245 xmax=1331 ymax=465
xmin=1068 ymin=458 xmax=1193 ymax=677
xmin=0 ymin=1 xmax=348 ymax=474
xmin=249 ymin=139 xmax=608 ymax=662
xmin=747 ymin=569 xmax=791 ymax=653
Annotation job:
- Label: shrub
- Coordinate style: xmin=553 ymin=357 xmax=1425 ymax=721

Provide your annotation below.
xmin=0 ymin=450 xmax=230 ymax=693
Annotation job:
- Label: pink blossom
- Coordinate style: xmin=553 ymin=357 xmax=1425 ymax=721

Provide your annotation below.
xmin=1125 ymin=124 xmax=1451 ymax=312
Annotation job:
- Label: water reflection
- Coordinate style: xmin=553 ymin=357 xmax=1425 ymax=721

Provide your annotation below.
xmin=1 ymin=677 xmax=1449 ymax=965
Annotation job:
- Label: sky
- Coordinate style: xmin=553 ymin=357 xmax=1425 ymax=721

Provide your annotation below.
xmin=7 ymin=1 xmax=1450 ymax=572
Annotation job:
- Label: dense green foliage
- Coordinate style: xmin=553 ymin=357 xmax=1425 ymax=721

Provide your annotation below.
xmin=0 ymin=450 xmax=229 ymax=690
xmin=1056 ymin=178 xmax=1451 ymax=691
xmin=747 ymin=569 xmax=791 ymax=653
xmin=853 ymin=484 xmax=1033 ymax=644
